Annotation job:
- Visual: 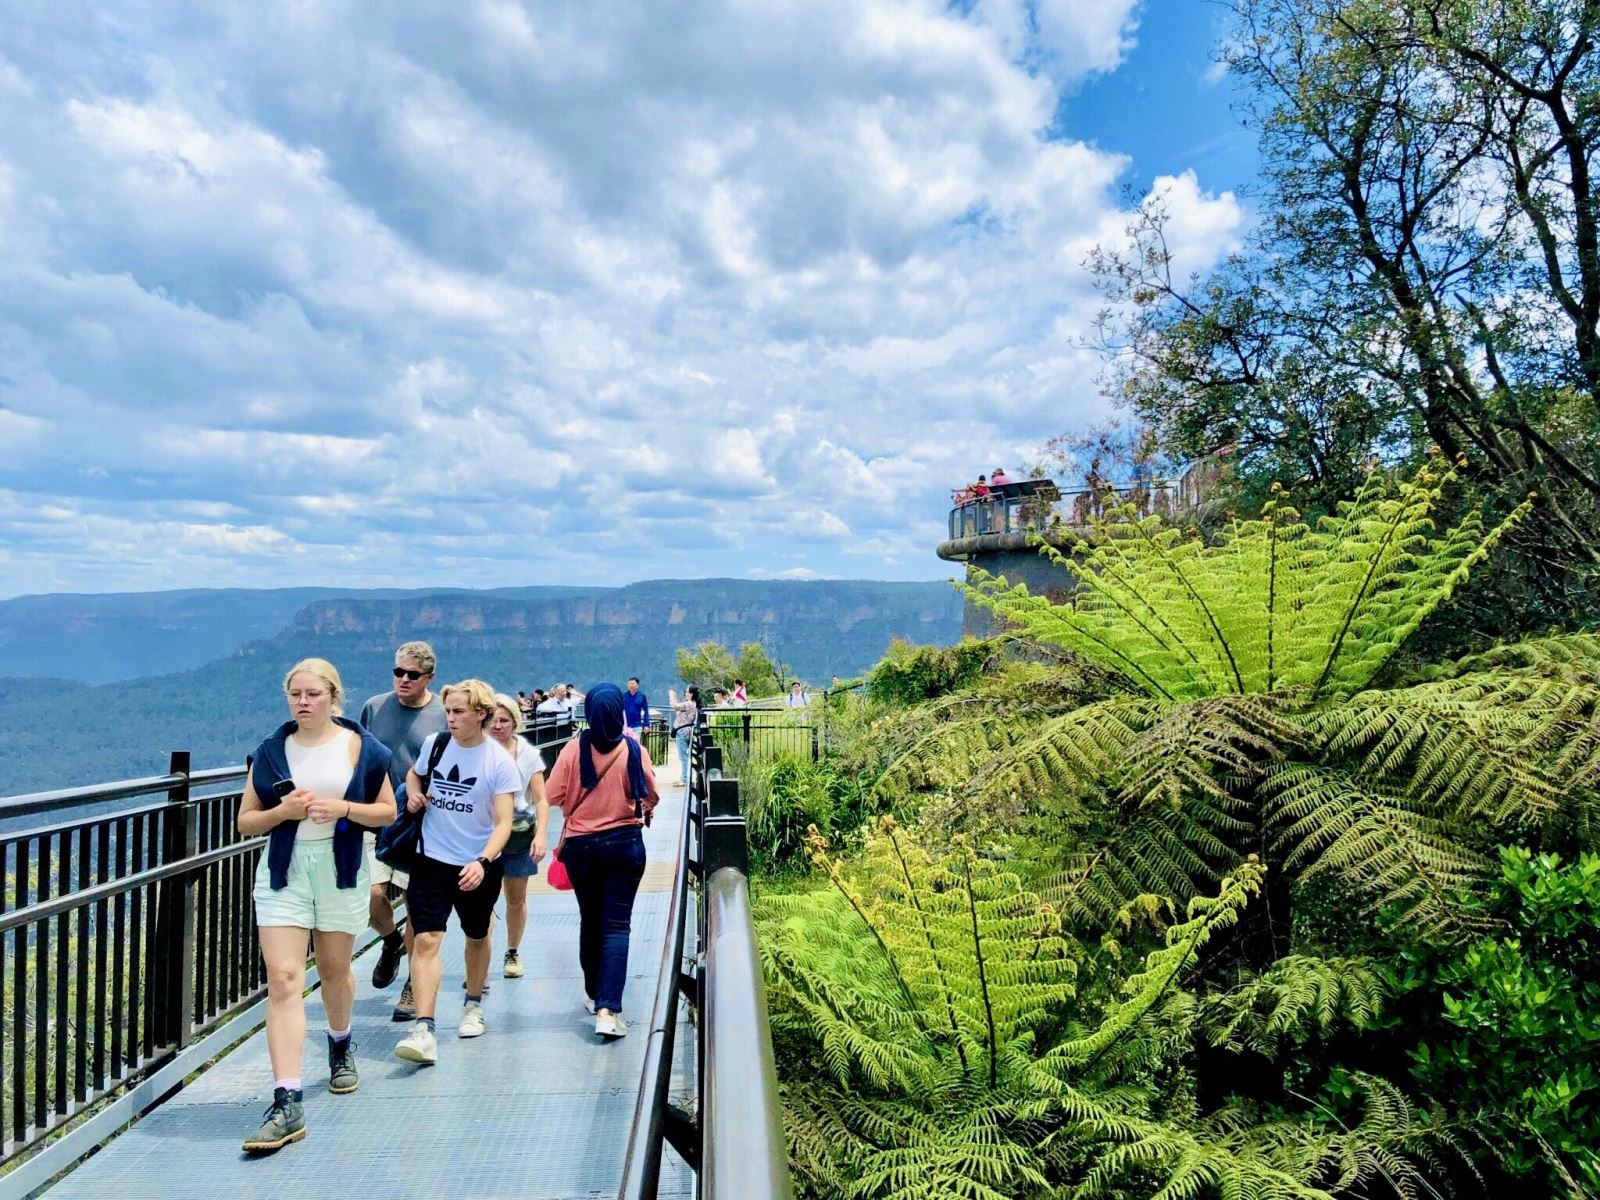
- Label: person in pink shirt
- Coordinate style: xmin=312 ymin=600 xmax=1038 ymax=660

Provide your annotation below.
xmin=990 ymin=467 xmax=1013 ymax=485
xmin=544 ymin=682 xmax=661 ymax=1038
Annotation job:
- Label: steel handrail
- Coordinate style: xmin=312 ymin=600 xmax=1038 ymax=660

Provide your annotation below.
xmin=617 ymin=768 xmax=695 ymax=1200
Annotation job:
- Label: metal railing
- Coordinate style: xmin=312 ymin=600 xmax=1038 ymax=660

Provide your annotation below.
xmin=704 ymin=712 xmax=819 ymax=767
xmin=0 ymin=719 xmax=584 ymax=1190
xmin=620 ymin=714 xmax=794 ymax=1200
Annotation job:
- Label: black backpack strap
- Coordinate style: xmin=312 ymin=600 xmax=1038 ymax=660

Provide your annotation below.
xmin=422 ymin=732 xmax=451 ymax=783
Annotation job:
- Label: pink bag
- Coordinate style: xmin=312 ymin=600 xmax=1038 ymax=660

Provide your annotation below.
xmin=545 ymin=851 xmax=572 ymax=891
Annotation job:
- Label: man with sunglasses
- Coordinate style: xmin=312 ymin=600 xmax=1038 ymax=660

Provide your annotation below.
xmin=359 ymin=641 xmax=446 ymax=1020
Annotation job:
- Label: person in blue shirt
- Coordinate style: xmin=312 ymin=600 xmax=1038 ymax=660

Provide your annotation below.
xmin=622 ymin=677 xmax=650 ymax=741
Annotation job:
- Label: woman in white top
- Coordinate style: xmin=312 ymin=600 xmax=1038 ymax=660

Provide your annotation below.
xmin=236 ymin=658 xmax=397 ymax=1153
xmin=488 ymin=694 xmax=550 ymax=978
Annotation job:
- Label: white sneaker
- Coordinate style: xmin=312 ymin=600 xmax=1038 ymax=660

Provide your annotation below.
xmin=595 ymin=1011 xmax=628 ymax=1039
xmin=395 ymin=1022 xmax=438 ymax=1064
xmin=583 ymin=995 xmax=596 ymax=1015
xmin=458 ymin=1001 xmax=486 ymax=1039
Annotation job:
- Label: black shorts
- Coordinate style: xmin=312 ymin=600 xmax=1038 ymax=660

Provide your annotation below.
xmin=406 ymin=853 xmax=504 ymax=940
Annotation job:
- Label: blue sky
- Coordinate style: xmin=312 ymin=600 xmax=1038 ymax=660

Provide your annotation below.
xmin=0 ymin=1 xmax=1252 ymax=597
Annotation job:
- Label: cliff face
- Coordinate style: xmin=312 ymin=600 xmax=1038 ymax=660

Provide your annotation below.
xmin=282 ymin=579 xmax=961 ymax=685
xmin=0 ymin=578 xmax=961 ymax=795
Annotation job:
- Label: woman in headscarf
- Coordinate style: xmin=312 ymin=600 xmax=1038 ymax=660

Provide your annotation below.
xmin=543 ymin=681 xmax=660 ymax=1038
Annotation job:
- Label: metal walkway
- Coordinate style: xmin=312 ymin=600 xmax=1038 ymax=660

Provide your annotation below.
xmin=38 ymin=769 xmax=694 ymax=1200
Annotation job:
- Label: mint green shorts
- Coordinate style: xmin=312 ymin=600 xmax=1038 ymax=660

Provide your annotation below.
xmin=253 ymin=839 xmax=370 ymax=935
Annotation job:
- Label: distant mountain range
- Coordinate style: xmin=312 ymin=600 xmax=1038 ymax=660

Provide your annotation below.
xmin=0 ymin=578 xmax=961 ymax=796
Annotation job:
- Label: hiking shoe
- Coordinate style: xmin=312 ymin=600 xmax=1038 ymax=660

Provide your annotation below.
xmin=392 ymin=979 xmax=415 ymax=1022
xmin=327 ymin=1034 xmax=358 ymax=1095
xmin=395 ymin=1022 xmax=438 ymax=1065
xmin=241 ymin=1087 xmax=304 ymax=1153
xmin=458 ymin=1001 xmax=487 ymax=1038
xmin=503 ymin=949 xmax=523 ymax=978
xmin=595 ymin=1011 xmax=628 ymax=1039
xmin=372 ymin=937 xmax=405 ymax=989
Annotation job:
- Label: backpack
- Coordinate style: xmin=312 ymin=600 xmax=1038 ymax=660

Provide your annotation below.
xmin=373 ymin=733 xmax=451 ymax=872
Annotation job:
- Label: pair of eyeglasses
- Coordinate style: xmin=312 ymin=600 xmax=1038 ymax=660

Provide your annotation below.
xmin=392 ymin=667 xmax=429 ymax=680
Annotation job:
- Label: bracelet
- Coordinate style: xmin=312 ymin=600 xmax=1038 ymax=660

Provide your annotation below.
xmin=346 ymin=801 xmax=352 ymax=819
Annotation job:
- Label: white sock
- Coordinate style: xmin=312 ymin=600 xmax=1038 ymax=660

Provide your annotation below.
xmin=328 ymin=1025 xmax=351 ymax=1042
xmin=275 ymin=1077 xmax=301 ymax=1092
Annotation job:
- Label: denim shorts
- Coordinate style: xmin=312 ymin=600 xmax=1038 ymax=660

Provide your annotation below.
xmin=253 ymin=838 xmax=370 ymax=935
xmin=502 ymin=849 xmax=539 ymax=879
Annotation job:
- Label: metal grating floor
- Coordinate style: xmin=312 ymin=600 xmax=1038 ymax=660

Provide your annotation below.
xmin=40 ymin=774 xmax=696 ymax=1200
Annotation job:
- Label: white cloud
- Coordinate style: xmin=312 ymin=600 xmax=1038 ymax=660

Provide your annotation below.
xmin=0 ymin=1 xmax=1244 ymax=597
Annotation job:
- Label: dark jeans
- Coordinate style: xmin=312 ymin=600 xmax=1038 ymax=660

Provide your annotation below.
xmin=560 ymin=825 xmax=646 ymax=1014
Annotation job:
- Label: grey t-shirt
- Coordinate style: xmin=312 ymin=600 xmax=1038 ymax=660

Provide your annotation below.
xmin=358 ymin=691 xmax=447 ymax=800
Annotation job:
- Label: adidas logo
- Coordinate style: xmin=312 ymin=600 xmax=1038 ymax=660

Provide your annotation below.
xmin=431 ymin=763 xmax=478 ymax=801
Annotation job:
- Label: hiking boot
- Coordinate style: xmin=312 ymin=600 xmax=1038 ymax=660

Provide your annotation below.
xmin=595 ymin=1011 xmax=628 ymax=1039
xmin=503 ymin=949 xmax=523 ymax=978
xmin=395 ymin=1021 xmax=438 ymax=1065
xmin=327 ymin=1034 xmax=358 ymax=1095
xmin=241 ymin=1087 xmax=305 ymax=1153
xmin=372 ymin=936 xmax=405 ymax=989
xmin=392 ymin=979 xmax=415 ymax=1022
xmin=458 ymin=1000 xmax=486 ymax=1038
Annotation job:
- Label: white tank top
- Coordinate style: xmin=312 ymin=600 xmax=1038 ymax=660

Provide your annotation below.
xmin=285 ymin=730 xmax=357 ymax=842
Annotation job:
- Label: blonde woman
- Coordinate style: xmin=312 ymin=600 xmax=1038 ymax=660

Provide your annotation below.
xmin=236 ymin=658 xmax=398 ymax=1153
xmin=488 ymin=694 xmax=550 ymax=978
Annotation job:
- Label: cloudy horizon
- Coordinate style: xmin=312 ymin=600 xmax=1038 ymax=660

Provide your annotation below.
xmin=0 ymin=1 xmax=1247 ymax=599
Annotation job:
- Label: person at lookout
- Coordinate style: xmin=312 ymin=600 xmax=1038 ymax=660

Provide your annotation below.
xmin=393 ymin=679 xmax=518 ymax=1066
xmin=358 ymin=640 xmax=446 ymax=1023
xmin=236 ymin=658 xmax=397 ymax=1153
xmin=543 ymin=682 xmax=661 ymax=1038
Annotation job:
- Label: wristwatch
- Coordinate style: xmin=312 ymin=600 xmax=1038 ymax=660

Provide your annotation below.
xmin=476 ymin=856 xmax=492 ymax=871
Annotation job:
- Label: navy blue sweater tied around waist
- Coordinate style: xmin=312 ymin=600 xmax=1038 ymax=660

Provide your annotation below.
xmin=249 ymin=717 xmax=393 ymax=891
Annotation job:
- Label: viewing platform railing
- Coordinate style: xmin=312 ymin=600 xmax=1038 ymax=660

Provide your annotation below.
xmin=620 ymin=713 xmax=794 ymax=1200
xmin=947 ymin=478 xmax=1196 ymax=540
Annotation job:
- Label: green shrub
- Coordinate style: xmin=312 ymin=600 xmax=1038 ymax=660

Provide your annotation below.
xmin=1406 ymin=847 xmax=1600 ymax=1192
xmin=865 ymin=636 xmax=998 ymax=706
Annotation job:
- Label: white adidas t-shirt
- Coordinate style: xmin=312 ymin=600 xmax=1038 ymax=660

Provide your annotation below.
xmin=416 ymin=734 xmax=521 ymax=867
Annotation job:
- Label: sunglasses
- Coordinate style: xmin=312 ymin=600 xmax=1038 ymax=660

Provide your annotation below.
xmin=392 ymin=667 xmax=430 ymax=681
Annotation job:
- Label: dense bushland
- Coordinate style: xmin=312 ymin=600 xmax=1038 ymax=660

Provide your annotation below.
xmin=750 ymin=466 xmax=1600 ymax=1198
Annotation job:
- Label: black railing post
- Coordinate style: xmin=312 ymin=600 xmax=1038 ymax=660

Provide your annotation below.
xmin=158 ymin=752 xmax=197 ymax=1050
xmin=741 ymin=711 xmax=751 ymax=746
xmin=706 ymin=779 xmax=740 ymax=821
xmin=810 ymin=723 xmax=819 ymax=763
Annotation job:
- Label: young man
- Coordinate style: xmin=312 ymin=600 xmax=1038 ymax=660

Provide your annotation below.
xmin=622 ymin=677 xmax=650 ymax=741
xmin=394 ymin=679 xmax=518 ymax=1065
xmin=786 ymin=681 xmax=809 ymax=708
xmin=358 ymin=641 xmax=447 ymax=1021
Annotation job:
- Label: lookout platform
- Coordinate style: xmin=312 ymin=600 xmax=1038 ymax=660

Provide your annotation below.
xmin=31 ymin=767 xmax=695 ymax=1200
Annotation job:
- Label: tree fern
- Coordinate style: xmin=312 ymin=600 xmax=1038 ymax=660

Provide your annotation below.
xmin=924 ymin=464 xmax=1600 ymax=938
xmin=761 ymin=834 xmax=1461 ymax=1198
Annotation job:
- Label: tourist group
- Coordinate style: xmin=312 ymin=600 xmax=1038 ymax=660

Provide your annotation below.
xmin=236 ymin=640 xmax=670 ymax=1153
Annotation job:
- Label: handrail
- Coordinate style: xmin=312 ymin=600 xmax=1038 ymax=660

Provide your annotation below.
xmin=617 ymin=748 xmax=696 ymax=1200
xmin=702 ymin=861 xmax=791 ymax=1200
xmin=617 ymin=713 xmax=795 ymax=1200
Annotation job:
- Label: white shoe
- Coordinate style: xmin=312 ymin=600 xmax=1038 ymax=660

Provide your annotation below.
xmin=458 ymin=1001 xmax=486 ymax=1039
xmin=583 ymin=995 xmax=596 ymax=1014
xmin=395 ymin=1022 xmax=438 ymax=1064
xmin=595 ymin=1011 xmax=628 ymax=1039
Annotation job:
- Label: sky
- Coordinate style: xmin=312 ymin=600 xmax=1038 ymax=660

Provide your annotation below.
xmin=0 ymin=1 xmax=1251 ymax=598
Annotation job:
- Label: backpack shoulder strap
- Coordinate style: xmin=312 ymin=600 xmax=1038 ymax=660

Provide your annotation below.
xmin=423 ymin=732 xmax=451 ymax=780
